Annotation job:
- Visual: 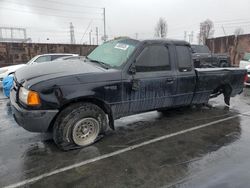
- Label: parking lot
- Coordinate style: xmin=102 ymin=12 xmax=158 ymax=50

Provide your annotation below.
xmin=0 ymin=89 xmax=250 ymax=188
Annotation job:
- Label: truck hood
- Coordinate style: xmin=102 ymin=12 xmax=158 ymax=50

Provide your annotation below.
xmin=192 ymin=53 xmax=210 ymax=58
xmin=15 ymin=60 xmax=106 ymax=85
xmin=0 ymin=64 xmax=26 ymax=73
xmin=192 ymin=53 xmax=228 ymax=58
xmin=214 ymin=53 xmax=229 ymax=57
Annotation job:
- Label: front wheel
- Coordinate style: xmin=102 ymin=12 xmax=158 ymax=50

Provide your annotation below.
xmin=53 ymin=102 xmax=107 ymax=151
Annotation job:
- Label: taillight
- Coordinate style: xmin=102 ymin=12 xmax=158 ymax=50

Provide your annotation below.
xmin=244 ymin=73 xmax=248 ymax=83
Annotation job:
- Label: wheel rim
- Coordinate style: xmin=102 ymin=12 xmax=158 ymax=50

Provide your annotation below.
xmin=72 ymin=118 xmax=100 ymax=146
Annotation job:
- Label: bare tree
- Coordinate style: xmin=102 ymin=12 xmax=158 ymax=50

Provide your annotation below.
xmin=231 ymin=27 xmax=244 ymax=66
xmin=155 ymin=18 xmax=167 ymax=38
xmin=234 ymin=27 xmax=244 ymax=36
xmin=198 ymin=19 xmax=214 ymax=44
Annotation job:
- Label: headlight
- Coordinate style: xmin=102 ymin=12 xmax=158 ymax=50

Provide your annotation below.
xmin=0 ymin=68 xmax=8 ymax=74
xmin=19 ymin=87 xmax=41 ymax=106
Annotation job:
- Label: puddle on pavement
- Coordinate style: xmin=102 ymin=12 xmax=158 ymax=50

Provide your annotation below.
xmin=1 ymin=90 xmax=250 ymax=187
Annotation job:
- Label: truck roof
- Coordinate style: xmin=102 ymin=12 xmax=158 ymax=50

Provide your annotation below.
xmin=36 ymin=53 xmax=78 ymax=57
xmin=140 ymin=39 xmax=190 ymax=46
xmin=111 ymin=38 xmax=190 ymax=46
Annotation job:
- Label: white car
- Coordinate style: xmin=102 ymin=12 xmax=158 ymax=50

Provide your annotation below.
xmin=239 ymin=53 xmax=250 ymax=86
xmin=0 ymin=53 xmax=78 ymax=87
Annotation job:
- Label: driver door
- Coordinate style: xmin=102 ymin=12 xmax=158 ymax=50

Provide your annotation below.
xmin=122 ymin=44 xmax=177 ymax=115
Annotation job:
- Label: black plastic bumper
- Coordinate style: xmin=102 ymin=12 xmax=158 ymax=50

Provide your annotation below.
xmin=10 ymin=91 xmax=58 ymax=133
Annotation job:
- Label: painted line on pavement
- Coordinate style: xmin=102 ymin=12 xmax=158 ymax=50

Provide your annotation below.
xmin=4 ymin=111 xmax=250 ymax=188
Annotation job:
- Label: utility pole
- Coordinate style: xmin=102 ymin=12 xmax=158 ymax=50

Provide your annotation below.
xmin=70 ymin=22 xmax=75 ymax=44
xmin=96 ymin=27 xmax=99 ymax=45
xmin=103 ymin=8 xmax=107 ymax=42
xmin=198 ymin=23 xmax=204 ymax=45
xmin=10 ymin=28 xmax=13 ymax=42
xmin=89 ymin=30 xmax=92 ymax=45
xmin=23 ymin=29 xmax=27 ymax=40
xmin=189 ymin=31 xmax=194 ymax=44
xmin=222 ymin=25 xmax=227 ymax=36
xmin=184 ymin=31 xmax=187 ymax=41
xmin=135 ymin=33 xmax=138 ymax=39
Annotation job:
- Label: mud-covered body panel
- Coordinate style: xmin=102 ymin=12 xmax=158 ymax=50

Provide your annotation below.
xmin=11 ymin=39 xmax=247 ymax=132
xmin=195 ymin=68 xmax=246 ymax=97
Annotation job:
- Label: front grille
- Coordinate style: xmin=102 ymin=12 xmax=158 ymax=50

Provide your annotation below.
xmin=13 ymin=80 xmax=18 ymax=91
xmin=12 ymin=76 xmax=20 ymax=102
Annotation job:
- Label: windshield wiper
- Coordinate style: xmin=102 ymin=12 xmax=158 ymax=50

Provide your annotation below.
xmin=85 ymin=57 xmax=110 ymax=69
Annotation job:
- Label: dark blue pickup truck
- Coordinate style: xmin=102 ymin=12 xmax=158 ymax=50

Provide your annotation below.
xmin=10 ymin=38 xmax=247 ymax=150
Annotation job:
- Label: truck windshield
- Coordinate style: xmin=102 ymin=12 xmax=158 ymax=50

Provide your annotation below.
xmin=87 ymin=39 xmax=138 ymax=68
xmin=191 ymin=45 xmax=210 ymax=53
xmin=243 ymin=53 xmax=250 ymax=61
xmin=26 ymin=56 xmax=37 ymax=65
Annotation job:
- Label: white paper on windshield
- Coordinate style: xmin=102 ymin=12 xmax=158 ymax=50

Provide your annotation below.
xmin=114 ymin=43 xmax=129 ymax=50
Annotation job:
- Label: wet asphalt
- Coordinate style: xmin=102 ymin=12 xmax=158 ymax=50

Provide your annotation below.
xmin=1 ymin=89 xmax=250 ymax=188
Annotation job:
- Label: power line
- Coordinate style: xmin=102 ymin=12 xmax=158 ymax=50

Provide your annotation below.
xmin=214 ymin=21 xmax=250 ymax=26
xmin=0 ymin=5 xmax=103 ymax=20
xmin=168 ymin=19 xmax=250 ymax=31
xmin=80 ymin=20 xmax=93 ymax=44
xmin=4 ymin=0 xmax=103 ymax=15
xmin=215 ymin=24 xmax=250 ymax=29
xmin=34 ymin=0 xmax=103 ymax=9
xmin=214 ymin=18 xmax=250 ymax=23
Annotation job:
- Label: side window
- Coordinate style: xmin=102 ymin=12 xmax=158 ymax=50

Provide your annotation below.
xmin=51 ymin=55 xmax=71 ymax=61
xmin=176 ymin=46 xmax=192 ymax=72
xmin=135 ymin=45 xmax=171 ymax=72
xmin=35 ymin=56 xmax=51 ymax=63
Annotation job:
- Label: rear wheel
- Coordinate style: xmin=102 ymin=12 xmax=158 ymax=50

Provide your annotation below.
xmin=220 ymin=61 xmax=229 ymax=67
xmin=53 ymin=102 xmax=107 ymax=151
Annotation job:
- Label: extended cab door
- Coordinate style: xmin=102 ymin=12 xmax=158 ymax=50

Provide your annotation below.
xmin=173 ymin=45 xmax=196 ymax=106
xmin=122 ymin=44 xmax=177 ymax=115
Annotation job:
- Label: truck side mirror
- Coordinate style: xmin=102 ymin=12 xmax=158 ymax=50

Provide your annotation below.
xmin=129 ymin=64 xmax=136 ymax=75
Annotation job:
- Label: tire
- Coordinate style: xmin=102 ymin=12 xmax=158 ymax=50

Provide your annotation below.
xmin=53 ymin=102 xmax=108 ymax=151
xmin=194 ymin=61 xmax=201 ymax=68
xmin=220 ymin=61 xmax=229 ymax=67
xmin=223 ymin=85 xmax=232 ymax=106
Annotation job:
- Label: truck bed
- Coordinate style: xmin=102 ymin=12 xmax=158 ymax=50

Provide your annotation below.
xmin=192 ymin=68 xmax=246 ymax=105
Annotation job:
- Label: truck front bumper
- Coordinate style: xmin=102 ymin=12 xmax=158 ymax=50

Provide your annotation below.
xmin=0 ymin=79 xmax=3 ymax=88
xmin=10 ymin=91 xmax=58 ymax=133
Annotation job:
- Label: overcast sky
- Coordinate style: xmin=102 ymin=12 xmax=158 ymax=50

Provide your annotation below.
xmin=0 ymin=0 xmax=250 ymax=44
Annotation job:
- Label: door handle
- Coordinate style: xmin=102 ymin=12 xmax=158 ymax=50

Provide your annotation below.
xmin=166 ymin=78 xmax=174 ymax=84
xmin=132 ymin=79 xmax=140 ymax=90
